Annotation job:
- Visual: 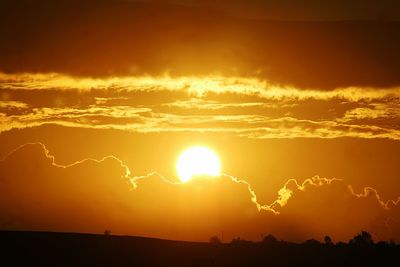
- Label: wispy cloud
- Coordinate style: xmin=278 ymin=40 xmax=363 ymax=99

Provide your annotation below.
xmin=348 ymin=186 xmax=400 ymax=210
xmin=0 ymin=101 xmax=29 ymax=109
xmin=3 ymin=110 xmax=400 ymax=140
xmin=2 ymin=72 xmax=400 ymax=101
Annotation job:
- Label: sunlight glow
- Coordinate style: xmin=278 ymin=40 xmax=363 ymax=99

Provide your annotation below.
xmin=176 ymin=146 xmax=221 ymax=182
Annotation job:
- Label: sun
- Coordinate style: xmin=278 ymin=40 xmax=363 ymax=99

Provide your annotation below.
xmin=176 ymin=146 xmax=221 ymax=182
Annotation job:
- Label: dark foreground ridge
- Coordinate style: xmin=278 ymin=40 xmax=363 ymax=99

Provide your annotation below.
xmin=0 ymin=231 xmax=399 ymax=267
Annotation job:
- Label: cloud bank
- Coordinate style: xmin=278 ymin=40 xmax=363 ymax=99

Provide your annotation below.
xmin=1 ymin=0 xmax=400 ymax=89
xmin=1 ymin=142 xmax=399 ymax=241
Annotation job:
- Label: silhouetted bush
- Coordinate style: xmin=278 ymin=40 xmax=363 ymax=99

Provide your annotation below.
xmin=349 ymin=231 xmax=374 ymax=246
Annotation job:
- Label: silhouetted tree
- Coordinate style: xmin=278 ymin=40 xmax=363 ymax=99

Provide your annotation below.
xmin=349 ymin=231 xmax=374 ymax=246
xmin=104 ymin=229 xmax=111 ymax=236
xmin=324 ymin=235 xmax=333 ymax=245
xmin=263 ymin=234 xmax=278 ymax=244
xmin=209 ymin=235 xmax=221 ymax=244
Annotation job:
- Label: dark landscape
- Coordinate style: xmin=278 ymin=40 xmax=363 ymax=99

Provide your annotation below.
xmin=1 ymin=231 xmax=399 ymax=267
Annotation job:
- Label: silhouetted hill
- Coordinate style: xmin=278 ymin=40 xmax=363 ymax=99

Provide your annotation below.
xmin=0 ymin=231 xmax=399 ymax=267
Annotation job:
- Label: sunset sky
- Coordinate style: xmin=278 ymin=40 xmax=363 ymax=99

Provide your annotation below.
xmin=1 ymin=0 xmax=400 ymax=243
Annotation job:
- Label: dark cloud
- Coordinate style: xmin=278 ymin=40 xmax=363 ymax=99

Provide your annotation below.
xmin=152 ymin=0 xmax=400 ymax=21
xmin=1 ymin=0 xmax=400 ymax=88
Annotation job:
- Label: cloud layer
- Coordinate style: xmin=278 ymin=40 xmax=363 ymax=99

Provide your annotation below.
xmin=1 ymin=73 xmax=400 ymax=140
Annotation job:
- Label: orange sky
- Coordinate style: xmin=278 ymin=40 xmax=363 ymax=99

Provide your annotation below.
xmin=0 ymin=0 xmax=400 ymax=243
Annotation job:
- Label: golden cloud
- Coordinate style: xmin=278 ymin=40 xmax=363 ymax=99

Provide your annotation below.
xmin=1 ymin=72 xmax=400 ymax=140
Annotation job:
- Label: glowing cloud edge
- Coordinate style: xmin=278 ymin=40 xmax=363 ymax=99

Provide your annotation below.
xmin=1 ymin=142 xmax=399 ymax=215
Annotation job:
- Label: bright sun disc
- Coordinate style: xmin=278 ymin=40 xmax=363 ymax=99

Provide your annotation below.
xmin=177 ymin=146 xmax=221 ymax=182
